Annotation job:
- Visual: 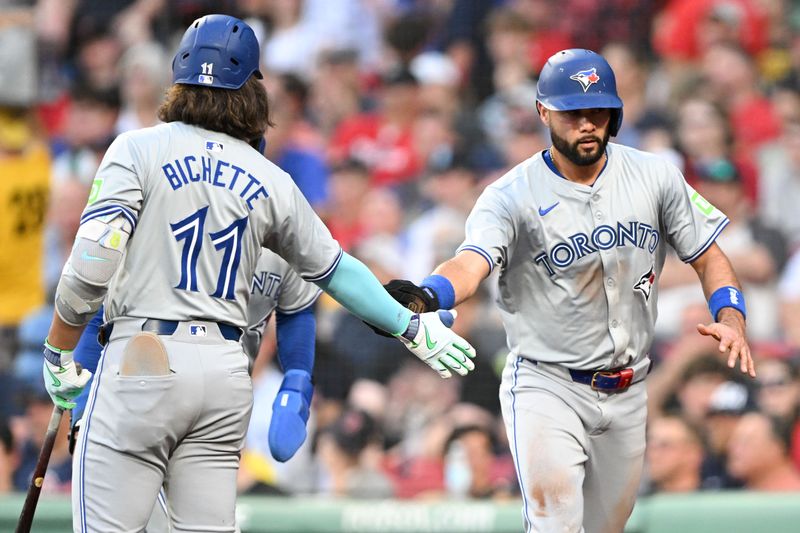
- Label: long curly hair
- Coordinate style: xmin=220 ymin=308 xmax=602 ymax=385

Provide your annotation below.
xmin=157 ymin=76 xmax=274 ymax=144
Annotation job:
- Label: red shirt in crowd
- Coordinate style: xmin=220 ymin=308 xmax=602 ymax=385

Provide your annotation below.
xmin=329 ymin=114 xmax=421 ymax=187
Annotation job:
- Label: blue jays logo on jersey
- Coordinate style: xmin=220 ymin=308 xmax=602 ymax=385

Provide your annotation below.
xmin=205 ymin=140 xmax=224 ymax=153
xmin=634 ymin=265 xmax=656 ymax=301
xmin=569 ymin=68 xmax=600 ymax=92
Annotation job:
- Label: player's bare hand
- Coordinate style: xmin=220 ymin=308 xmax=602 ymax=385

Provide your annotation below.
xmin=696 ymin=311 xmax=755 ymax=378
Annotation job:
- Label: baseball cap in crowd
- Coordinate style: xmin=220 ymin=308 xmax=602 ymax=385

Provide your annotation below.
xmin=707 ymin=381 xmax=753 ymax=416
xmin=325 ymin=408 xmax=379 ymax=458
xmin=410 ymin=52 xmax=460 ymax=87
xmin=381 ymin=65 xmax=419 ymax=87
xmin=694 ymin=158 xmax=740 ymax=184
xmin=427 ymin=146 xmax=475 ymax=176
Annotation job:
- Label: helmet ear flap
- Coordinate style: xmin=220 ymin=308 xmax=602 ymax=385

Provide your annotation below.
xmin=610 ymin=109 xmax=623 ymax=137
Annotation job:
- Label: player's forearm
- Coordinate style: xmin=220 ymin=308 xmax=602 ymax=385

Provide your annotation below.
xmin=692 ymin=243 xmax=747 ymax=324
xmin=47 ymin=312 xmax=88 ymax=351
xmin=692 ymin=244 xmax=742 ymax=299
xmin=275 ymin=308 xmax=315 ymax=374
xmin=316 ymin=252 xmax=412 ymax=335
xmin=431 ymin=251 xmax=490 ymax=306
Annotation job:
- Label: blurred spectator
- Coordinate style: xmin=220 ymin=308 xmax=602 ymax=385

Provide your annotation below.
xmin=0 ymin=107 xmax=50 ymax=371
xmin=357 ymin=187 xmax=405 ymax=246
xmin=13 ymin=306 xmax=54 ymax=392
xmin=382 ymin=363 xmax=459 ymax=498
xmin=303 ymin=0 xmax=383 ymax=73
xmin=727 ymin=412 xmax=800 ymax=491
xmin=44 ymin=179 xmax=93 ymax=291
xmin=757 ymin=358 xmax=800 ymax=421
xmin=485 ymin=8 xmax=535 ymax=89
xmin=316 ymin=408 xmax=395 ymax=498
xmin=70 ymin=26 xmax=124 ymax=92
xmin=754 ymin=357 xmax=800 ymax=470
xmin=558 ymin=0 xmax=659 ymax=55
xmin=0 ymin=12 xmax=48 ymax=375
xmin=645 ymin=415 xmax=705 ymax=493
xmin=648 ymin=317 xmax=729 ymax=420
xmin=674 ymin=97 xmax=758 ymax=202
xmin=756 ymin=118 xmax=800 ymax=251
xmin=701 ymin=43 xmax=781 ymax=155
xmin=703 ymin=380 xmax=753 ymax=488
xmin=438 ymin=0 xmax=496 ymax=102
xmin=329 ymin=65 xmax=422 ymax=186
xmin=403 ymin=148 xmax=480 ymax=282
xmin=265 ymin=73 xmax=329 ymax=207
xmin=651 ymin=351 xmax=734 ymax=425
xmin=319 ymin=237 xmax=411 ymax=384
xmin=0 ymin=418 xmax=16 ymax=494
xmin=602 ymin=42 xmax=671 ymax=150
xmin=12 ymin=385 xmax=72 ymax=494
xmin=261 ymin=0 xmax=321 ymax=79
xmin=653 ymin=0 xmax=769 ymax=62
xmin=309 ymin=48 xmax=364 ymax=137
xmin=443 ymin=423 xmax=514 ymax=499
xmin=658 ymin=159 xmax=786 ymax=341
xmin=51 ymin=84 xmax=120 ymax=180
xmin=115 ymin=41 xmax=169 ymax=134
xmin=779 ymin=250 xmax=800 ymax=349
xmin=383 ymin=10 xmax=433 ymax=66
xmin=508 ymin=0 xmax=573 ymax=73
xmin=321 ymin=158 xmax=371 ymax=252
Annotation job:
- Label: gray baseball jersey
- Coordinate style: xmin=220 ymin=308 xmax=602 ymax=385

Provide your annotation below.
xmin=459 ymin=143 xmax=728 ymax=370
xmin=82 ymin=121 xmax=341 ymax=328
xmin=243 ymin=250 xmax=321 ymax=358
xmin=73 ymin=122 xmax=337 ymax=532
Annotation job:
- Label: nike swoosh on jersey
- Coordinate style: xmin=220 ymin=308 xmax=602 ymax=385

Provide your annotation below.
xmin=538 ymin=202 xmax=560 ymax=216
xmin=81 ymin=250 xmax=109 ymax=262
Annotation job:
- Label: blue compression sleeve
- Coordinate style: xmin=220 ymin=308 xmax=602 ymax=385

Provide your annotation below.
xmin=316 ymin=252 xmax=413 ymax=336
xmin=72 ymin=306 xmax=105 ymax=421
xmin=275 ymin=307 xmax=315 ymax=374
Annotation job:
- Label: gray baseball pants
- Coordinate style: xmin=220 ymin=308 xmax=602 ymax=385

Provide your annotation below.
xmin=500 ymin=355 xmax=649 ymax=533
xmin=72 ymin=318 xmax=253 ymax=532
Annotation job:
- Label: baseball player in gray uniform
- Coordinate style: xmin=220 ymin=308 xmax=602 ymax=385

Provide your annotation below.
xmin=391 ymin=49 xmax=755 ymax=533
xmin=40 ymin=15 xmax=475 ymax=533
xmin=68 ymin=248 xmax=321 ymax=533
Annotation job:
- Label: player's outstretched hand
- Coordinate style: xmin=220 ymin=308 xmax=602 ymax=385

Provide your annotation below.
xmin=697 ymin=309 xmax=755 ymax=378
xmin=268 ymin=369 xmax=313 ymax=462
xmin=396 ymin=310 xmax=476 ymax=379
xmin=365 ymin=279 xmax=440 ymax=338
xmin=42 ymin=346 xmax=92 ymax=410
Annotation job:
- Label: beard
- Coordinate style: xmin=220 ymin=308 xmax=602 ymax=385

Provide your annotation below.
xmin=550 ymin=128 xmax=610 ymax=166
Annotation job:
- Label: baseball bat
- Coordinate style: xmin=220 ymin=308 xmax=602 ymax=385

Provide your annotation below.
xmin=15 ymin=405 xmax=65 ymax=533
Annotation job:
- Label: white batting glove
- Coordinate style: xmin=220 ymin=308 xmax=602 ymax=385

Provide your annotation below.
xmin=396 ymin=310 xmax=477 ymax=378
xmin=42 ymin=341 xmax=92 ymax=410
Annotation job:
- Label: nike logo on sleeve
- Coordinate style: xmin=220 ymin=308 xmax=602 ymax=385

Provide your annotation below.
xmin=81 ymin=251 xmax=109 ymax=262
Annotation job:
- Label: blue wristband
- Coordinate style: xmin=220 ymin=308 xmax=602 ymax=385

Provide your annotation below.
xmin=421 ymin=275 xmax=455 ymax=310
xmin=708 ymin=286 xmax=746 ymax=321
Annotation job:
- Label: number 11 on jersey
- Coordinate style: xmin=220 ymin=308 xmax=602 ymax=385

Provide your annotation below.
xmin=170 ymin=206 xmax=248 ymax=300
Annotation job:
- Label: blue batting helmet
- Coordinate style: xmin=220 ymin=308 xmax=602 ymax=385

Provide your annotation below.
xmin=536 ymin=49 xmax=624 ymax=136
xmin=172 ymin=14 xmax=263 ymax=90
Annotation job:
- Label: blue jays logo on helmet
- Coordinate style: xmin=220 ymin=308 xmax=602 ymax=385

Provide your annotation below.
xmin=536 ymin=49 xmax=624 ymax=136
xmin=569 ymin=68 xmax=600 ymax=93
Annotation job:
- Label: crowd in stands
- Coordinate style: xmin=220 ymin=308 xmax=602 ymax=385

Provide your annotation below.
xmin=1 ymin=0 xmax=799 ymax=502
